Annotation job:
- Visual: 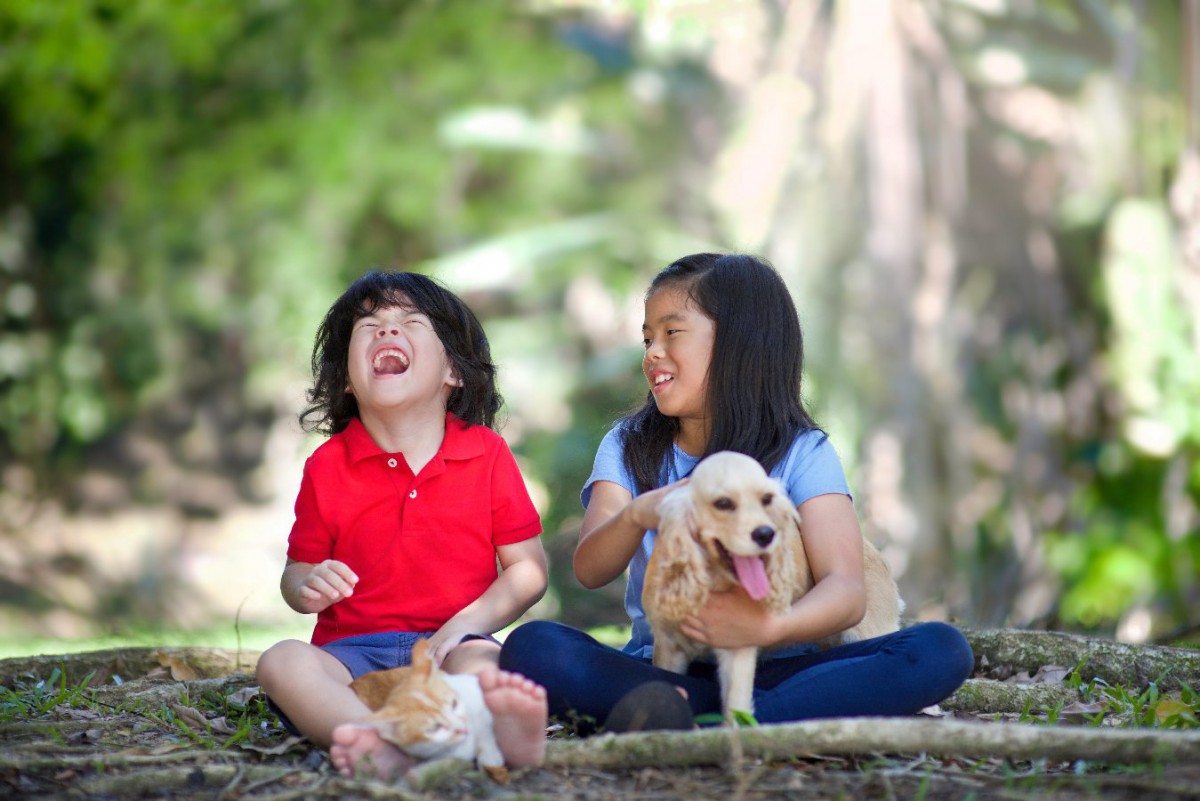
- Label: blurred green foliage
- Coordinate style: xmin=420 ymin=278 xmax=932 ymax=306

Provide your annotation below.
xmin=0 ymin=0 xmax=1196 ymax=642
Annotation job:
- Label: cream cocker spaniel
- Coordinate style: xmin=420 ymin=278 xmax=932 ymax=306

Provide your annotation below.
xmin=643 ymin=451 xmax=901 ymax=720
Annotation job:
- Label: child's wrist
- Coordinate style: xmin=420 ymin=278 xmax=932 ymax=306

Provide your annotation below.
xmin=622 ymin=501 xmax=648 ymax=533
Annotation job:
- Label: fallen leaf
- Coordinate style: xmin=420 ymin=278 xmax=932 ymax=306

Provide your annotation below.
xmin=238 ymin=735 xmax=307 ymax=756
xmin=1155 ymin=699 xmax=1193 ymax=723
xmin=169 ymin=702 xmax=210 ymax=733
xmin=1056 ymin=701 xmax=1105 ymax=723
xmin=229 ymin=686 xmax=262 ymax=705
xmin=207 ymin=716 xmax=236 ymax=735
xmin=1029 ymin=665 xmax=1070 ymax=684
xmin=157 ymin=653 xmax=200 ymax=681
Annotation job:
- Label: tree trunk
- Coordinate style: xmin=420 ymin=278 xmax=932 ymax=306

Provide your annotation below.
xmin=962 ymin=627 xmax=1200 ymax=692
xmin=544 ymin=717 xmax=1200 ymax=770
xmin=0 ymin=647 xmax=258 ymax=688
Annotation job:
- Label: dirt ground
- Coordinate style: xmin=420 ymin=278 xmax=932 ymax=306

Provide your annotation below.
xmin=4 ymin=723 xmax=1200 ymax=800
xmin=3 ymin=668 xmax=1200 ymax=800
xmin=4 ymin=636 xmax=1200 ymax=800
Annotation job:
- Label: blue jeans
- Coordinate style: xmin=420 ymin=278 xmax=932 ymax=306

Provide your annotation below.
xmin=499 ymin=620 xmax=973 ymax=733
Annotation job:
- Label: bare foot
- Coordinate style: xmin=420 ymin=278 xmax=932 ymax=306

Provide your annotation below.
xmin=329 ymin=723 xmax=414 ymax=781
xmin=478 ymin=670 xmax=548 ymax=768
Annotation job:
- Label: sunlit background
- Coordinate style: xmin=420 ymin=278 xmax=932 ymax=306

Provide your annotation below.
xmin=1 ymin=0 xmax=1197 ymax=657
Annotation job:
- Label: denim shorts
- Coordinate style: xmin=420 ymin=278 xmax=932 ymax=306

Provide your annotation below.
xmin=265 ymin=630 xmax=499 ymax=735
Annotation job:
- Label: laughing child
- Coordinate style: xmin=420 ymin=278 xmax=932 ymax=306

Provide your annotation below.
xmin=257 ymin=271 xmax=549 ymax=779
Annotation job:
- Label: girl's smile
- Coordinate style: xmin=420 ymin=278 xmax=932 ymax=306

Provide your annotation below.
xmin=648 ymin=369 xmax=674 ymax=394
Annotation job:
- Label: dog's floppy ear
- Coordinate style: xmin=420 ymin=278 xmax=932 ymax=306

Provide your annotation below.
xmin=652 ymin=486 xmax=710 ymax=618
xmin=764 ymin=492 xmax=811 ymax=610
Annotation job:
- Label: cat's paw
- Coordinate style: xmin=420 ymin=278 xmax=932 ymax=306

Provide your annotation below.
xmin=482 ymin=763 xmax=510 ymax=783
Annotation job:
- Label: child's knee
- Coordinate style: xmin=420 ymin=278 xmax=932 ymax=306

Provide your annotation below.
xmin=256 ymin=639 xmax=308 ymax=688
xmin=499 ymin=620 xmax=572 ymax=675
xmin=442 ymin=638 xmax=501 ymax=674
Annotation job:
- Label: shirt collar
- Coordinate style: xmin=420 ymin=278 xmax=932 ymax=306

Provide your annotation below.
xmin=343 ymin=413 xmax=484 ymax=464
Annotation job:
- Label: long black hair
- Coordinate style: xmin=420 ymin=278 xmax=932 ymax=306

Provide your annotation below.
xmin=621 ymin=253 xmax=819 ymax=493
xmin=300 ymin=271 xmax=501 ymax=435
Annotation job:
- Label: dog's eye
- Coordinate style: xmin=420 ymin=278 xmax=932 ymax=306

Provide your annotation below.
xmin=713 ymin=497 xmax=735 ymax=511
xmin=761 ymin=493 xmax=774 ymax=506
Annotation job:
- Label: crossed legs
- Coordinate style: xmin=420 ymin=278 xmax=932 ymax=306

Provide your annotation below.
xmin=257 ymin=637 xmax=548 ymax=780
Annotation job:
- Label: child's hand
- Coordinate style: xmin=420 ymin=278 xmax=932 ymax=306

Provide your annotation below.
xmin=425 ymin=625 xmax=472 ymax=667
xmin=627 ymin=477 xmax=690 ymax=531
xmin=681 ymin=587 xmax=778 ymax=649
xmin=296 ymin=560 xmax=359 ymax=613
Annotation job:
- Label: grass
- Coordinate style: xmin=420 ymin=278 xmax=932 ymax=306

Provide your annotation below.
xmin=0 ymin=666 xmax=98 ymax=722
xmin=140 ymin=685 xmax=282 ymax=749
xmin=0 ymin=662 xmax=285 ymax=751
xmin=1016 ymin=660 xmax=1200 ymax=730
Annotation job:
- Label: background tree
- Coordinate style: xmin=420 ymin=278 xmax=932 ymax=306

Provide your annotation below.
xmin=0 ymin=0 xmax=1195 ymax=646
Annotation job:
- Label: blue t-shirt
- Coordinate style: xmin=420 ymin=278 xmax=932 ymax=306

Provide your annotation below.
xmin=582 ymin=424 xmax=852 ymax=661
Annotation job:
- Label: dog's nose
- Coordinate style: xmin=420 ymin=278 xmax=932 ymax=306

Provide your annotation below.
xmin=751 ymin=526 xmax=775 ymax=548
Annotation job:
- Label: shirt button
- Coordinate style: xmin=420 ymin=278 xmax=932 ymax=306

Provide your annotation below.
xmin=387 ymin=458 xmax=397 ymax=468
xmin=409 ymin=489 xmax=418 ymax=499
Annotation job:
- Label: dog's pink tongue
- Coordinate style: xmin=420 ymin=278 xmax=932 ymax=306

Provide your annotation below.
xmin=732 ymin=555 xmax=770 ymax=601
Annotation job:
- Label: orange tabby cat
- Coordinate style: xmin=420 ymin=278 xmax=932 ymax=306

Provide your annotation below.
xmin=349 ymin=639 xmax=507 ymax=782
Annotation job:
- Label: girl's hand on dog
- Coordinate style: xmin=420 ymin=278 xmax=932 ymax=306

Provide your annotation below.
xmin=297 ymin=560 xmax=359 ymax=613
xmin=681 ymin=588 xmax=779 ymax=650
xmin=627 ymin=478 xmax=690 ymax=531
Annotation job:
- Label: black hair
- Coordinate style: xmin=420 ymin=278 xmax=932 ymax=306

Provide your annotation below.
xmin=300 ymin=271 xmax=501 ymax=435
xmin=620 ymin=253 xmax=819 ymax=493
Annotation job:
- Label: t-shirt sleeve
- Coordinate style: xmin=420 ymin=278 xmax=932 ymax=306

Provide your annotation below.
xmin=780 ymin=431 xmax=852 ymax=506
xmin=286 ymin=462 xmax=334 ymax=564
xmin=490 ymin=441 xmax=543 ymax=546
xmin=581 ymin=425 xmax=636 ymax=509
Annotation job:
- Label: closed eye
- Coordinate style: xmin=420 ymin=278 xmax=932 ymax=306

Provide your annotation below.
xmin=713 ymin=497 xmax=735 ymax=511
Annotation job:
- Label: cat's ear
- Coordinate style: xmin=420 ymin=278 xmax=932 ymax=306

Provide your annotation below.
xmin=411 ymin=638 xmax=435 ymax=676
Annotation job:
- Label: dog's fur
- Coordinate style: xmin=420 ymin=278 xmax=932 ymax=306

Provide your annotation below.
xmin=643 ymin=451 xmax=901 ymax=719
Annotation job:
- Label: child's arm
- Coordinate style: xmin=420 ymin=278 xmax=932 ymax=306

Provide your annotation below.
xmin=280 ymin=558 xmax=360 ymax=615
xmin=573 ymin=478 xmax=688 ymax=589
xmin=680 ymin=493 xmax=867 ymax=649
xmin=425 ymin=537 xmax=548 ymax=665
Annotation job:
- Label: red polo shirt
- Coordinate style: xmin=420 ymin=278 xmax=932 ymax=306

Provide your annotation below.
xmin=287 ymin=413 xmax=542 ymax=646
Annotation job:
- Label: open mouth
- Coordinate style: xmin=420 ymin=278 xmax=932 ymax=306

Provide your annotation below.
xmin=715 ymin=541 xmax=771 ymax=602
xmin=651 ymin=373 xmax=674 ymax=392
xmin=372 ymin=347 xmax=410 ymax=376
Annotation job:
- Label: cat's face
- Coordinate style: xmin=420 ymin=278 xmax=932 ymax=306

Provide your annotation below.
xmin=371 ymin=672 xmax=470 ymax=758
xmin=361 ymin=639 xmax=474 ymax=760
